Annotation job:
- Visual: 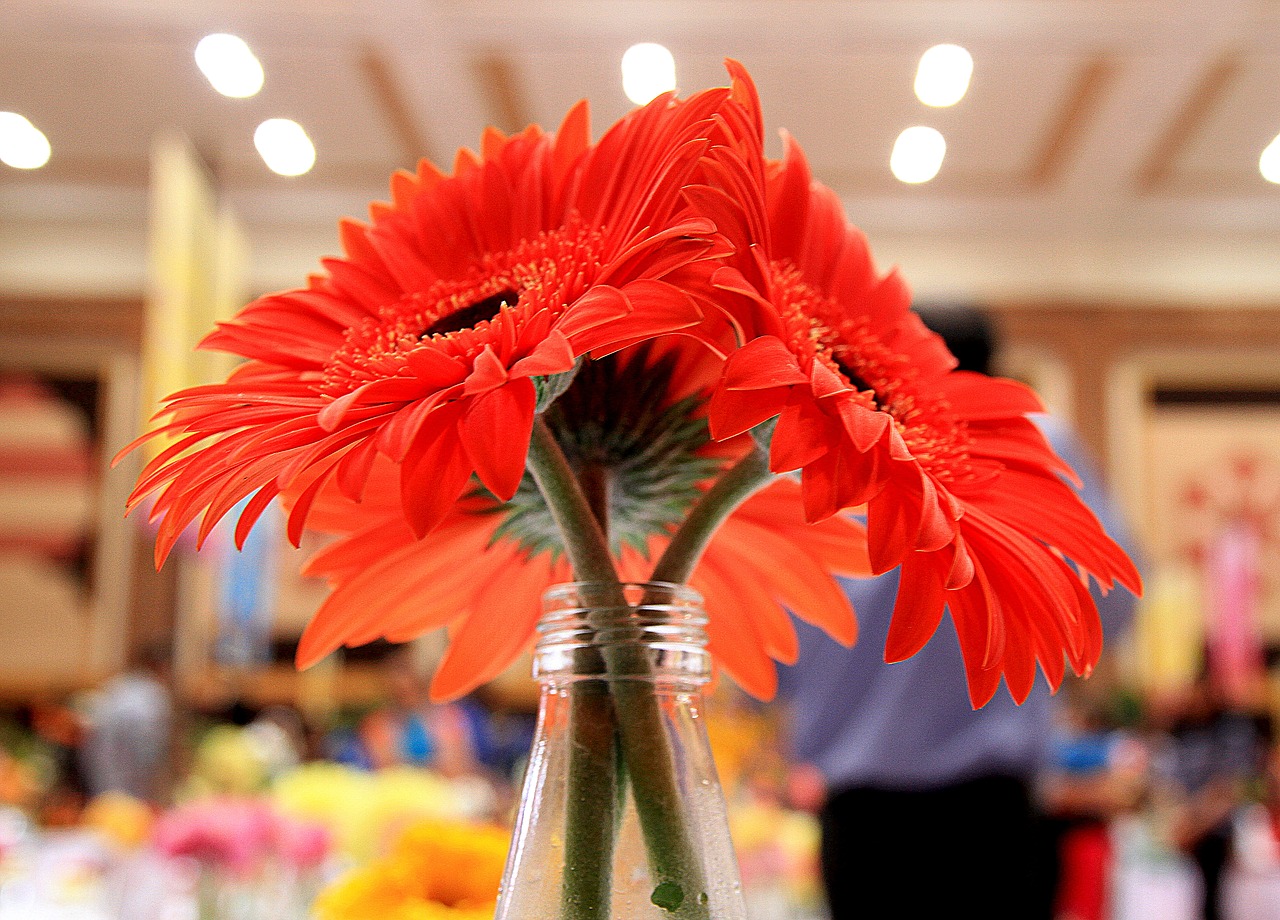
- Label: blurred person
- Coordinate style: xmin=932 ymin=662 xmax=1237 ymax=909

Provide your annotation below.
xmin=777 ymin=305 xmax=1142 ymax=920
xmin=27 ymin=694 xmax=88 ymax=823
xmin=359 ymin=662 xmax=435 ymax=768
xmin=468 ymin=689 xmax=537 ymax=781
xmin=1041 ymin=688 xmax=1149 ymax=920
xmin=359 ymin=654 xmax=481 ymax=776
xmin=246 ymin=704 xmax=309 ymax=778
xmin=1150 ymin=666 xmax=1270 ymax=920
xmin=81 ymin=644 xmax=172 ymax=803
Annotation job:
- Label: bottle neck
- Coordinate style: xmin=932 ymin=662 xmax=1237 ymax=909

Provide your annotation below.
xmin=535 ymin=581 xmax=710 ymax=687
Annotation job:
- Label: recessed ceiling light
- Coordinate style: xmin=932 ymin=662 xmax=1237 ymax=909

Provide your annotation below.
xmin=0 ymin=112 xmax=51 ymax=169
xmin=621 ymin=43 xmax=676 ymax=106
xmin=891 ymin=126 xmax=946 ymax=184
xmin=196 ymin=33 xmax=264 ymax=98
xmin=914 ymin=44 xmax=973 ymax=108
xmin=1261 ymin=132 xmax=1280 ymax=185
xmin=254 ymin=119 xmax=315 ymax=176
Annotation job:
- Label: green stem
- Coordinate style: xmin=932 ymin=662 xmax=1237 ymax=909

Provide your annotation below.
xmin=579 ymin=462 xmax=611 ymax=538
xmin=197 ymin=868 xmax=218 ymax=920
xmin=525 ymin=419 xmax=712 ymax=920
xmin=560 ymin=678 xmax=618 ymax=919
xmin=652 ymin=444 xmax=775 ymax=585
xmin=527 ymin=419 xmax=619 ymax=587
xmin=528 ymin=421 xmax=621 ymax=919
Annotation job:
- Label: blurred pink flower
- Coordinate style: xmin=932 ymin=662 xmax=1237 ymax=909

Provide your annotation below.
xmin=276 ymin=816 xmax=332 ymax=870
xmin=152 ymin=799 xmax=280 ymax=876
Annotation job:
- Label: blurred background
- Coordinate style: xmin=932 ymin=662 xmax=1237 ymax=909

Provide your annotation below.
xmin=2 ymin=1 xmax=1280 ymax=918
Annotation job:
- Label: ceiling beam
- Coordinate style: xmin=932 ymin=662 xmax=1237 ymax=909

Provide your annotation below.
xmin=1134 ymin=52 xmax=1242 ymax=193
xmin=1026 ymin=55 xmax=1115 ymax=190
xmin=363 ymin=0 xmax=494 ymax=160
xmin=470 ymin=50 xmax=533 ymax=135
xmin=358 ymin=43 xmax=437 ymax=165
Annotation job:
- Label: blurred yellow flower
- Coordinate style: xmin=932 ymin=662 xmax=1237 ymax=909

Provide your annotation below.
xmin=82 ymin=791 xmax=154 ymax=849
xmin=185 ymin=725 xmax=269 ymax=798
xmin=273 ymin=763 xmax=475 ymax=861
xmin=314 ymin=819 xmax=509 ymax=920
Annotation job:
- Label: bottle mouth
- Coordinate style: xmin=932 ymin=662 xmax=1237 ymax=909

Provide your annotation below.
xmin=541 ymin=580 xmax=703 ymax=614
xmin=535 ymin=581 xmax=710 ymax=684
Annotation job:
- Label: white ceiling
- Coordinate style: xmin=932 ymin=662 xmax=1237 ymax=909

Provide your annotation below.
xmin=2 ymin=0 xmax=1279 ymax=305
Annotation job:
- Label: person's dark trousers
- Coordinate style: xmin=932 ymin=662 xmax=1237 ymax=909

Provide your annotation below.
xmin=1190 ymin=825 xmax=1232 ymax=920
xmin=819 ymin=776 xmax=1043 ymax=920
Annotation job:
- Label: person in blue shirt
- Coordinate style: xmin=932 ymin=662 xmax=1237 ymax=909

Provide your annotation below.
xmin=778 ymin=306 xmax=1142 ymax=920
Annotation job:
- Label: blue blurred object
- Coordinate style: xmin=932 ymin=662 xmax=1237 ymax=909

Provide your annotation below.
xmin=1052 ymin=733 xmax=1114 ymax=776
xmin=216 ymin=498 xmax=280 ymax=666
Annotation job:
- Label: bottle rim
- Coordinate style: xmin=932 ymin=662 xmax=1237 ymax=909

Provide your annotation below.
xmin=541 ymin=580 xmax=703 ymax=607
xmin=533 ymin=581 xmax=710 ymax=683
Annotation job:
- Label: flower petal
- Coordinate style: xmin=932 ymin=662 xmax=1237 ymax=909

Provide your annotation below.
xmin=460 ymin=379 xmax=536 ymax=501
xmin=721 ymin=336 xmax=809 ymax=391
xmin=400 ymin=403 xmax=473 ymax=536
xmin=429 ymin=551 xmax=551 ymax=700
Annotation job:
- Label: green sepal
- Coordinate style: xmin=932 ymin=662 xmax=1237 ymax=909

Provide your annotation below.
xmin=749 ymin=415 xmax=777 ymax=453
xmin=492 ymin=348 xmax=725 ymax=561
xmin=532 ymin=360 xmax=582 ymax=413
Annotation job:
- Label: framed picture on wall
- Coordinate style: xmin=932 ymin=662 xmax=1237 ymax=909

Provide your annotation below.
xmin=0 ymin=334 xmax=141 ymax=693
xmin=1108 ymin=348 xmax=1280 ymax=701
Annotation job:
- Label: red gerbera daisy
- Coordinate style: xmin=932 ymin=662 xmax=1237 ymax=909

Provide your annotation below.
xmin=293 ymin=343 xmax=869 ymax=701
xmin=296 ymin=474 xmax=864 ymax=702
xmin=120 ymin=80 xmax=748 ymax=564
xmin=704 ymin=70 xmax=1141 ymax=705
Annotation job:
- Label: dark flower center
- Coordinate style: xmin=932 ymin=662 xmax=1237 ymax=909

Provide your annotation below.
xmin=769 ymin=261 xmax=878 ymax=398
xmin=831 ymin=356 xmax=873 ymax=398
xmin=322 ymin=220 xmax=604 ymax=396
xmin=768 ymin=258 xmax=983 ymax=486
xmin=421 ymin=289 xmax=520 ymax=339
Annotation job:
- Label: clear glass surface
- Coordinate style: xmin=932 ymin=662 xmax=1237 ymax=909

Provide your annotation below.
xmin=496 ymin=582 xmax=746 ymax=920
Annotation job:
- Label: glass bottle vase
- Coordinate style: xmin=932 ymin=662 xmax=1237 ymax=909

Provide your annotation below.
xmin=496 ymin=581 xmax=746 ymax=920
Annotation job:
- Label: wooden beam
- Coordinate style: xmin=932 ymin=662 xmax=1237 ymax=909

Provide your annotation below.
xmin=1134 ymin=52 xmax=1242 ymax=193
xmin=470 ymin=50 xmax=533 ymax=135
xmin=358 ymin=43 xmax=436 ymax=164
xmin=1026 ymin=55 xmax=1115 ymax=189
xmin=0 ymin=296 xmax=143 ymax=346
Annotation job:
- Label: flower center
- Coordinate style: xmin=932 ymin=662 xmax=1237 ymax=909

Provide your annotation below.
xmin=769 ymin=259 xmax=979 ymax=486
xmin=420 ymin=289 xmax=519 ymax=339
xmin=830 ymin=355 xmax=873 ymax=396
xmin=320 ymin=221 xmax=605 ymax=396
